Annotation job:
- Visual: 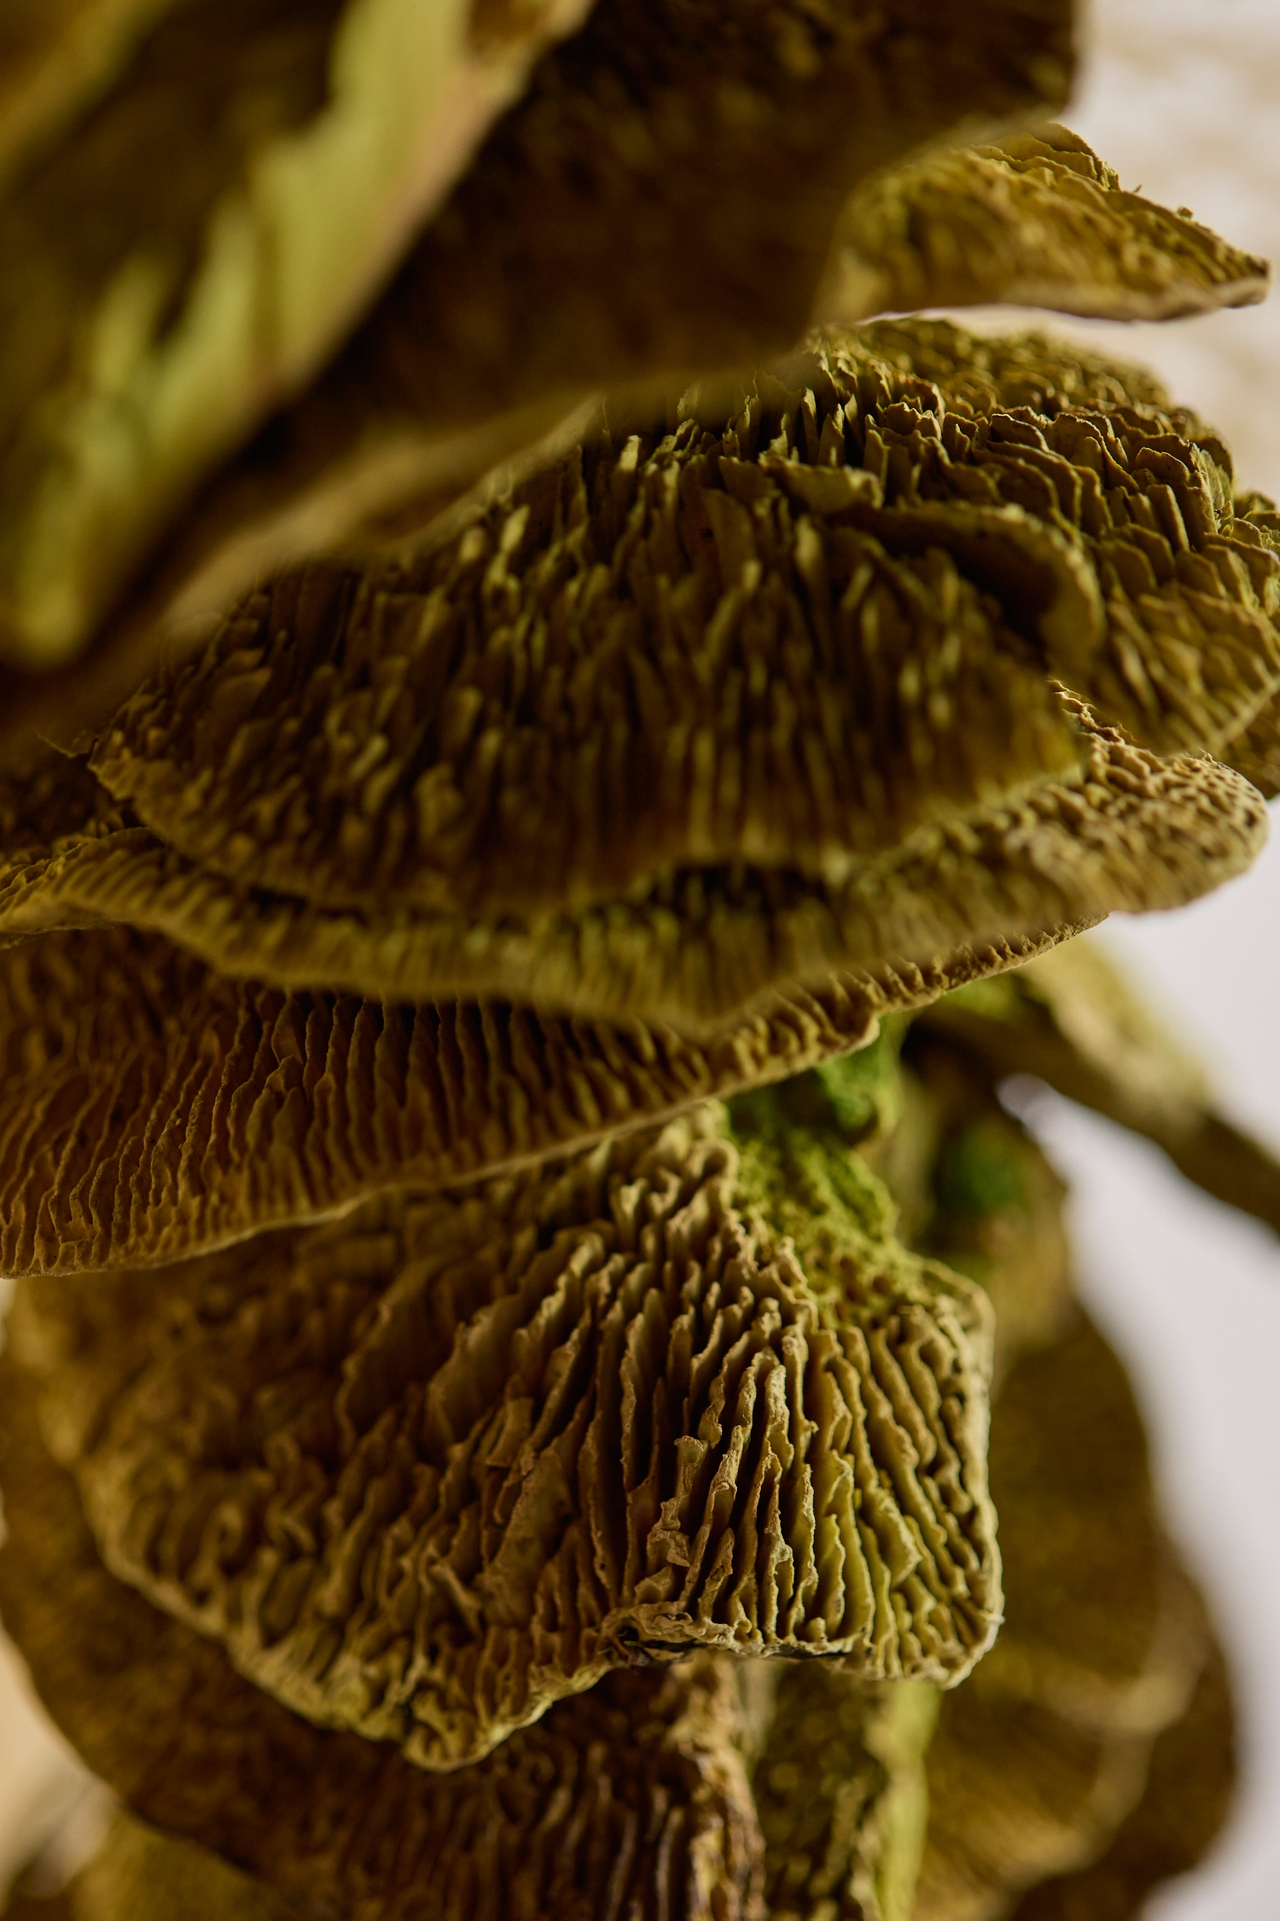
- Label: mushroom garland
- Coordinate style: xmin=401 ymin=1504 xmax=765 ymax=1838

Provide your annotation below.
xmin=0 ymin=6 xmax=1276 ymax=1917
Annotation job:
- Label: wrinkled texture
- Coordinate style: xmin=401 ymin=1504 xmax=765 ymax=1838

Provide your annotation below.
xmin=0 ymin=1384 xmax=767 ymax=1921
xmin=0 ymin=0 xmax=595 ymax=673
xmin=919 ymin=932 xmax=1280 ymax=1239
xmin=820 ymin=124 xmax=1270 ymax=325
xmin=915 ymin=1316 xmax=1210 ymax=1920
xmin=880 ymin=1026 xmax=1074 ymax=1384
xmin=11 ymin=1102 xmax=999 ymax=1767
xmin=754 ymin=1666 xmax=937 ymax=1921
xmin=0 ymin=914 xmax=1079 ymax=1278
xmin=0 ymin=0 xmax=1074 ymax=758
xmin=0 ymin=711 xmax=1261 ymax=1028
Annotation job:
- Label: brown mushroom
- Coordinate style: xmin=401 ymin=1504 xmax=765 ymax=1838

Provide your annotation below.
xmin=0 ymin=1371 xmax=766 ymax=1919
xmin=0 ymin=0 xmax=1075 ymax=757
xmin=9 ymin=1099 xmax=999 ymax=1765
xmin=818 ymin=124 xmax=1270 ymax=326
xmin=0 ymin=704 xmax=1261 ymax=1027
xmin=1005 ymin=1631 xmax=1236 ymax=1921
xmin=0 ymin=911 xmax=1078 ymax=1277
xmin=915 ymin=1316 xmax=1212 ymax=1920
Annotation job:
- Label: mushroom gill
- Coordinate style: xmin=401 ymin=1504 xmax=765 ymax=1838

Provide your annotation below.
xmin=9 ymin=1099 xmax=1000 ymax=1767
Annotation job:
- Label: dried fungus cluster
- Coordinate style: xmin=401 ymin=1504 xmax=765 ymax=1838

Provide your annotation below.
xmin=0 ymin=3 xmax=1275 ymax=1919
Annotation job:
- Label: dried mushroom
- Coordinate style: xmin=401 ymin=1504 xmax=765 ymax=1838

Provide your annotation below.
xmin=0 ymin=0 xmax=597 ymax=677
xmin=754 ymin=1665 xmax=938 ymax=1921
xmin=2 ymin=331 xmax=1270 ymax=1024
xmin=919 ymin=932 xmax=1280 ymax=1238
xmin=0 ymin=1377 xmax=766 ymax=1919
xmin=9 ymin=1098 xmax=999 ymax=1767
xmin=877 ymin=1027 xmax=1075 ymax=1383
xmin=0 ymin=710 xmax=1261 ymax=1026
xmin=1006 ymin=1632 xmax=1235 ymax=1921
xmin=819 ymin=124 xmax=1270 ymax=326
xmin=915 ymin=1316 xmax=1211 ymax=1920
xmin=0 ymin=915 xmax=1077 ymax=1278
xmin=0 ymin=1 xmax=1075 ymax=761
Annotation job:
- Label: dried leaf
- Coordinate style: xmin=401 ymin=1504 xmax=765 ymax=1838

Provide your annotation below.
xmin=915 ymin=1316 xmax=1211 ymax=1920
xmin=11 ymin=1101 xmax=999 ymax=1766
xmin=0 ymin=0 xmax=595 ymax=674
xmin=0 ymin=914 xmax=1075 ymax=1277
xmin=918 ymin=933 xmax=1280 ymax=1239
xmin=821 ymin=124 xmax=1270 ymax=325
xmin=0 ymin=1376 xmax=766 ymax=1920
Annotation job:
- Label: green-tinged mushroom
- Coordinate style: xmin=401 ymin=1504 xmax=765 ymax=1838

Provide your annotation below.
xmin=0 ymin=0 xmax=1075 ymax=759
xmin=8 ymin=1101 xmax=999 ymax=1765
xmin=917 ymin=932 xmax=1280 ymax=1239
xmin=819 ymin=124 xmax=1270 ymax=326
xmin=754 ymin=1667 xmax=938 ymax=1921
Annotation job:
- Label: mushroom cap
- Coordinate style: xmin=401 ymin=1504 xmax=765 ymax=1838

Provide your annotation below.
xmin=5 ymin=321 xmax=1248 ymax=1026
xmin=0 ymin=912 xmax=1075 ymax=1278
xmin=2 ymin=704 xmax=1262 ymax=1027
xmin=820 ymin=123 xmax=1271 ymax=326
xmin=0 ymin=1372 xmax=766 ymax=1919
xmin=0 ymin=0 xmax=1074 ymax=757
xmin=0 ymin=0 xmax=597 ymax=678
xmin=915 ymin=1315 xmax=1213 ymax=1918
xmin=11 ymin=1099 xmax=999 ymax=1768
xmin=1004 ymin=1632 xmax=1235 ymax=1921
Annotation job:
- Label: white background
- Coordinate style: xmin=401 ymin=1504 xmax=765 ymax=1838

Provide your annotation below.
xmin=2 ymin=0 xmax=1280 ymax=1910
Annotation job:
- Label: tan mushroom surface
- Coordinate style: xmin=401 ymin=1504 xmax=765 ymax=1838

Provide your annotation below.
xmin=9 ymin=1096 xmax=999 ymax=1767
xmin=820 ymin=124 xmax=1271 ymax=327
xmin=0 ymin=912 xmax=1084 ymax=1278
xmin=0 ymin=328 xmax=1271 ymax=1027
xmin=917 ymin=932 xmax=1280 ymax=1239
xmin=0 ymin=0 xmax=1076 ymax=759
xmin=755 ymin=1664 xmax=938 ymax=1921
xmin=0 ymin=1371 xmax=767 ymax=1920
